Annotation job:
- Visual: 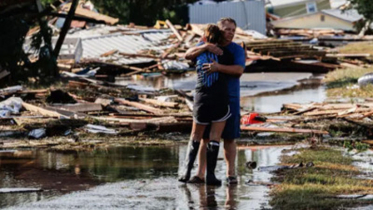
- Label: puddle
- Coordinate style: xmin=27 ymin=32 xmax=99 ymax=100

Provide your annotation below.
xmin=241 ymin=85 xmax=326 ymax=113
xmin=1 ymin=145 xmax=290 ymax=209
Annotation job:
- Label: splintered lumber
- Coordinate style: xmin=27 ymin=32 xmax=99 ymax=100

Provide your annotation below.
xmin=62 ymin=4 xmax=119 ymax=25
xmin=326 ymin=53 xmax=371 ymax=58
xmin=166 ymin=19 xmax=183 ymax=41
xmin=22 ymin=102 xmax=69 ymax=118
xmin=95 ymin=98 xmax=112 ymax=106
xmin=185 ymin=98 xmax=193 ymax=111
xmin=68 ymin=80 xmax=89 ymax=88
xmin=304 ymin=108 xmax=372 ymax=116
xmin=100 ymin=49 xmax=118 ymax=57
xmin=49 ymin=103 xmax=102 ymax=113
xmin=361 ymin=110 xmax=373 ymax=119
xmin=109 ymin=112 xmax=191 ymax=118
xmin=114 ymin=98 xmax=164 ymax=114
xmin=240 ymin=126 xmax=328 ymax=135
xmin=139 ymin=98 xmax=178 ymax=108
xmin=93 ymin=116 xmax=176 ymax=123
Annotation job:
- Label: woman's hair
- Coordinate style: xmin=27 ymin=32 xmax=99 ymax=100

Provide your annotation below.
xmin=204 ymin=24 xmax=221 ymax=44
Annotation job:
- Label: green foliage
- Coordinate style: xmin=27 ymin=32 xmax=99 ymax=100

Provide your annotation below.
xmin=271 ymin=147 xmax=373 ymax=210
xmin=90 ymin=0 xmax=198 ymax=26
xmin=349 ymin=0 xmax=373 ymax=22
xmin=343 ymin=140 xmax=369 ymax=153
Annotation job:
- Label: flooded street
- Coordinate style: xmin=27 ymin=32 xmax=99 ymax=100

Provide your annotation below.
xmin=0 ymin=145 xmax=290 ymax=209
xmin=117 ymin=72 xmax=326 ymax=113
xmin=1 ymin=72 xmax=325 ymax=209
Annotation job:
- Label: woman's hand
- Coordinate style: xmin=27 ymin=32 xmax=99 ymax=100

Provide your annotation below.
xmin=202 ymin=59 xmax=220 ymax=74
xmin=203 ymin=43 xmax=223 ymax=55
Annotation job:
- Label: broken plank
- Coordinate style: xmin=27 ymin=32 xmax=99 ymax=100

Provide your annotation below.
xmin=166 ymin=19 xmax=183 ymax=41
xmin=139 ymin=98 xmax=178 ymax=108
xmin=240 ymin=126 xmax=328 ymax=135
xmin=326 ymin=53 xmax=370 ymax=58
xmin=93 ymin=116 xmax=176 ymax=123
xmin=100 ymin=49 xmax=118 ymax=57
xmin=94 ymin=98 xmax=113 ymax=106
xmin=22 ymin=102 xmax=69 ymax=118
xmin=114 ymin=98 xmax=164 ymax=114
xmin=49 ymin=103 xmax=102 ymax=113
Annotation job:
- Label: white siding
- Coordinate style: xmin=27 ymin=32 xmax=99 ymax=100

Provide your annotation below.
xmin=189 ymin=0 xmax=266 ymax=34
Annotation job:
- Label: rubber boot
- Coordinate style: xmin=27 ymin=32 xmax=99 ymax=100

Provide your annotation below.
xmin=205 ymin=140 xmax=221 ymax=186
xmin=178 ymin=140 xmax=200 ymax=183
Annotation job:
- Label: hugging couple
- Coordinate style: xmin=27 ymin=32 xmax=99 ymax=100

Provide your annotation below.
xmin=179 ymin=17 xmax=245 ymax=186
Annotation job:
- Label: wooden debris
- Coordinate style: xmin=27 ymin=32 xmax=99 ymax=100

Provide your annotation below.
xmin=22 ymin=102 xmax=69 ymax=118
xmin=94 ymin=98 xmax=112 ymax=106
xmin=114 ymin=98 xmax=164 ymax=115
xmin=240 ymin=126 xmax=328 ymax=135
xmin=166 ymin=19 xmax=183 ymax=41
xmin=49 ymin=103 xmax=102 ymax=113
xmin=139 ymin=98 xmax=178 ymax=108
xmin=100 ymin=49 xmax=118 ymax=57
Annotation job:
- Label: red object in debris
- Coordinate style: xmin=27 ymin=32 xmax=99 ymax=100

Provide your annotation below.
xmin=241 ymin=112 xmax=266 ymax=125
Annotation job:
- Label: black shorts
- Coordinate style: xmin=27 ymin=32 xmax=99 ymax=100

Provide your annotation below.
xmin=193 ymin=102 xmax=231 ymax=125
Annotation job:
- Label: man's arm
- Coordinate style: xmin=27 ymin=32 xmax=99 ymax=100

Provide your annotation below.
xmin=203 ymin=44 xmax=246 ymax=77
xmin=217 ymin=64 xmax=244 ymax=77
xmin=203 ymin=61 xmax=244 ymax=77
xmin=185 ymin=43 xmax=223 ymax=60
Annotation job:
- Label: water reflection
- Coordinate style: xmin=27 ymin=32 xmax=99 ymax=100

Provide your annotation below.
xmin=241 ymin=86 xmax=326 ymax=113
xmin=1 ymin=145 xmax=290 ymax=209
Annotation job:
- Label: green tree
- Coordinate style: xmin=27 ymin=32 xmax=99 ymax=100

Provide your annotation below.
xmin=348 ymin=0 xmax=373 ymax=34
xmin=90 ymin=0 xmax=198 ymax=26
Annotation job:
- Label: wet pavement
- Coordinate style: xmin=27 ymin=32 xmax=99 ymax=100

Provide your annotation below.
xmin=0 ymin=145 xmax=291 ymax=209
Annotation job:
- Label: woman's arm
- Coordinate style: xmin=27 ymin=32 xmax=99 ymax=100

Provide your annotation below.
xmin=185 ymin=43 xmax=223 ymax=60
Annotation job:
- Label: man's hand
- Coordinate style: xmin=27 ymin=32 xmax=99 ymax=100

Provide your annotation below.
xmin=204 ymin=43 xmax=223 ymax=56
xmin=202 ymin=59 xmax=220 ymax=74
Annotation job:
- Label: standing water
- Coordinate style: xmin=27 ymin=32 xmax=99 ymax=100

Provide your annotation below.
xmin=0 ymin=145 xmax=290 ymax=209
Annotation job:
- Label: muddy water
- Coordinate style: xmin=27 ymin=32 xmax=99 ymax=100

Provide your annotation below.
xmin=117 ymin=72 xmax=326 ymax=113
xmin=241 ymin=85 xmax=326 ymax=113
xmin=1 ymin=145 xmax=290 ymax=209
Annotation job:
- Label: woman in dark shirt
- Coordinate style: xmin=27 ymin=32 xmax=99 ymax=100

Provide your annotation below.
xmin=178 ymin=24 xmax=233 ymax=186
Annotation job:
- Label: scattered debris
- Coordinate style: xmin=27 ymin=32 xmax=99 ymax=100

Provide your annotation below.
xmin=28 ymin=128 xmax=46 ymax=139
xmin=85 ymin=124 xmax=118 ymax=135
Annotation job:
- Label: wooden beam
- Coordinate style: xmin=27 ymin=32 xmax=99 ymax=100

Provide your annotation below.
xmin=166 ymin=19 xmax=183 ymax=41
xmin=139 ymin=98 xmax=178 ymax=108
xmin=114 ymin=98 xmax=164 ymax=115
xmin=100 ymin=49 xmax=118 ymax=57
xmin=48 ymin=103 xmax=102 ymax=113
xmin=240 ymin=126 xmax=328 ymax=135
xmin=22 ymin=102 xmax=69 ymax=118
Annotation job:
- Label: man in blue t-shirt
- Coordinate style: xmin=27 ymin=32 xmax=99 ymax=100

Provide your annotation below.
xmin=184 ymin=17 xmax=245 ymax=185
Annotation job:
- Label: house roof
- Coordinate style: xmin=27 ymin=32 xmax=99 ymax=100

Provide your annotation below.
xmin=321 ymin=9 xmax=363 ymax=23
xmin=273 ymin=9 xmax=363 ymax=24
xmin=266 ymin=0 xmax=313 ymax=8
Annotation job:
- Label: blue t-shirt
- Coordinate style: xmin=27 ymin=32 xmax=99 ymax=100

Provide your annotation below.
xmin=196 ymin=42 xmax=245 ymax=98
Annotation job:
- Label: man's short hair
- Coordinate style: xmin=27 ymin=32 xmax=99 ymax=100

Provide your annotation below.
xmin=217 ymin=17 xmax=237 ymax=27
